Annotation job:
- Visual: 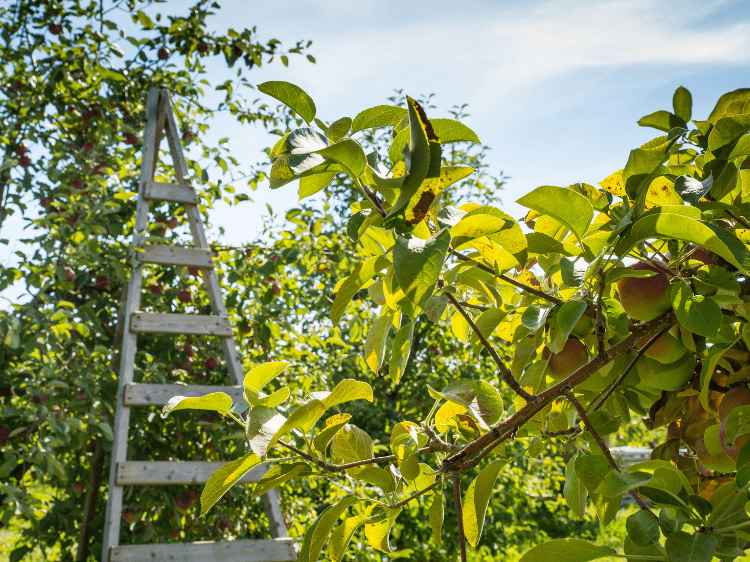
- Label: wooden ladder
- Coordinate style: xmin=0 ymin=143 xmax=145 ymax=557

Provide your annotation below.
xmin=102 ymin=87 xmax=296 ymax=562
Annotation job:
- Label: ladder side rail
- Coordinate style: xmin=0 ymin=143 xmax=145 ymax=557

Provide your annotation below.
xmin=160 ymin=93 xmax=244 ymax=386
xmin=102 ymin=87 xmax=165 ymax=560
xmin=161 ymin=92 xmax=288 ymax=539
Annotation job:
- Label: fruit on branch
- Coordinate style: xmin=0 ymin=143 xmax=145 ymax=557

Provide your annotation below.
xmin=72 ymin=482 xmax=85 ymax=492
xmin=124 ymin=132 xmax=138 ymax=145
xmin=232 ymin=45 xmax=243 ymax=58
xmin=542 ymin=337 xmax=588 ymax=380
xmin=642 ymin=330 xmax=687 ymax=364
xmin=197 ymin=41 xmax=208 ymax=54
xmin=122 ymin=509 xmax=137 ymax=523
xmin=158 ymin=47 xmax=170 ymax=60
xmin=188 ymin=267 xmax=199 ymax=276
xmin=205 ymin=357 xmax=218 ymax=370
xmin=14 ymin=144 xmax=26 ymax=156
xmin=82 ymin=142 xmax=94 ymax=153
xmin=696 ymin=424 xmax=736 ymax=473
xmin=685 ymin=244 xmax=716 ymax=266
xmin=571 ymin=315 xmax=594 ymax=338
xmin=64 ymin=267 xmax=75 ymax=282
xmin=94 ymin=275 xmax=110 ymax=289
xmin=718 ymin=386 xmax=750 ymax=460
xmin=177 ymin=289 xmax=192 ymax=303
xmin=636 ymin=354 xmax=695 ymax=392
xmin=49 ymin=23 xmax=62 ymax=35
xmin=148 ymin=283 xmax=164 ymax=294
xmin=19 ymin=156 xmax=31 ymax=167
xmin=616 ymin=260 xmax=673 ymax=321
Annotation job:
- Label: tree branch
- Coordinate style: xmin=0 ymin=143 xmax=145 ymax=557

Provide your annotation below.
xmin=445 ymin=292 xmax=533 ymax=402
xmin=595 ymin=269 xmax=606 ymax=357
xmin=389 ymin=479 xmax=442 ymax=509
xmin=453 ymin=473 xmax=468 ymax=562
xmin=565 ymin=389 xmax=655 ymax=517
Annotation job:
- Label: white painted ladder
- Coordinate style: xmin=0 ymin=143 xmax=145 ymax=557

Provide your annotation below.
xmin=102 ymin=88 xmax=295 ymax=562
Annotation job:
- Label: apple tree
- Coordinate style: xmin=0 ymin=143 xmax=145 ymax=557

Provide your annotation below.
xmin=167 ymin=82 xmax=750 ymax=562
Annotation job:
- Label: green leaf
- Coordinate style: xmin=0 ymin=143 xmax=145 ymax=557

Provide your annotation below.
xmin=638 ymin=486 xmax=686 ymax=508
xmin=673 ymin=174 xmax=713 ymax=205
xmin=161 ymin=392 xmax=232 ymax=418
xmin=364 ymin=314 xmax=393 ymax=373
xmin=594 ymin=470 xmax=652 ymax=497
xmin=328 ymin=515 xmax=370 ymax=562
xmin=315 ymin=139 xmax=367 ymax=179
xmin=564 ymin=456 xmax=587 ymax=520
xmin=266 ymin=400 xmax=325 ymax=452
xmin=333 ymin=424 xmax=373 ymax=471
xmin=463 ymin=458 xmax=506 ymax=547
xmin=670 ymin=280 xmax=722 ymax=338
xmin=201 ymin=453 xmax=261 ymax=514
xmin=581 ymin=411 xmax=621 ymax=439
xmin=245 ymin=387 xmax=290 ymax=409
xmin=352 ymin=106 xmax=407 ymax=133
xmin=673 ymin=86 xmax=692 ymax=122
xmin=430 ymin=490 xmax=444 ymax=546
xmin=521 ymin=305 xmax=550 ymax=332
xmin=637 ymin=110 xmax=687 ymax=133
xmin=665 ymin=531 xmax=716 ymax=562
xmin=326 ymin=117 xmax=352 ymax=142
xmin=245 ymin=406 xmax=286 ymax=457
xmin=321 ymin=380 xmax=374 ymax=409
xmin=450 ymin=205 xmax=513 ymax=249
xmin=299 ymin=171 xmax=336 ymax=200
xmin=429 ymin=379 xmax=503 ymax=430
xmin=300 ymin=496 xmax=359 ymax=562
xmin=622 ymin=136 xmax=676 ymax=210
xmin=707 ymin=88 xmax=750 ymax=123
xmin=519 ymin=539 xmax=616 ymax=562
xmin=574 ymin=454 xmax=612 ymax=495
xmin=708 ymin=114 xmax=750 ymax=156
xmin=557 ymin=301 xmax=587 ymax=342
xmin=244 ymin=361 xmax=292 ymax=394
xmin=469 ymin=307 xmax=508 ymax=354
xmin=516 ymin=185 xmax=594 ymax=242
xmin=629 ymin=211 xmax=750 ymax=274
xmin=312 ymin=413 xmax=352 ymax=452
xmin=725 ymin=404 xmax=750 ymax=447
xmin=560 ymin=257 xmax=587 ymax=288
xmin=364 ymin=506 xmax=401 ymax=553
xmin=258 ymin=81 xmax=316 ymax=123
xmin=626 ymin=509 xmax=660 ymax=549
xmin=356 ymin=466 xmax=396 ymax=493
xmin=393 ymin=229 xmax=451 ymax=306
xmin=389 ymin=321 xmax=414 ymax=383
xmin=330 ymin=256 xmax=391 ymax=325
xmin=347 ymin=209 xmax=373 ymax=241
xmin=252 ymin=462 xmax=310 ymax=499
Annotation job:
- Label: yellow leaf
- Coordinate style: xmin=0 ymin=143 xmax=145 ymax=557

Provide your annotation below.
xmin=598 ymin=169 xmax=626 ymax=198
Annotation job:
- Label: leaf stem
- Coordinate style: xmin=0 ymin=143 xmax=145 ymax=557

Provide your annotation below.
xmin=389 ymin=478 xmax=442 ymax=509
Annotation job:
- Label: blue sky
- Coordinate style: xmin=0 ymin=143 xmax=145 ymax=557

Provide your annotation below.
xmin=1 ymin=0 xmax=749 ymax=304
xmin=200 ymin=0 xmax=750 ymax=243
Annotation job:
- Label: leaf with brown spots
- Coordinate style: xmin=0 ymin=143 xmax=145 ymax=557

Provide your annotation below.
xmin=598 ymin=170 xmax=626 ymax=198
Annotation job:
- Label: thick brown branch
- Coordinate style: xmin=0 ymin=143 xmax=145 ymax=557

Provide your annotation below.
xmin=445 ymin=292 xmax=533 ymax=402
xmin=565 ymin=389 xmax=655 ymax=516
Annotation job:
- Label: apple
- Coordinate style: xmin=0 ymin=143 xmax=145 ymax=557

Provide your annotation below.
xmin=184 ymin=345 xmax=194 ymax=357
xmin=232 ymin=45 xmax=243 ymax=58
xmin=543 ymin=337 xmax=588 ymax=380
xmin=177 ymin=289 xmax=192 ymax=303
xmin=94 ymin=276 xmax=110 ymax=289
xmin=15 ymin=144 xmax=27 ymax=156
xmin=570 ymin=315 xmax=594 ymax=338
xmin=49 ymin=23 xmax=62 ymax=35
xmin=271 ymin=282 xmax=281 ymax=296
xmin=719 ymin=386 xmax=750 ymax=420
xmin=124 ymin=132 xmax=138 ymax=145
xmin=182 ymin=130 xmax=194 ymax=141
xmin=205 ymin=357 xmax=218 ymax=370
xmin=65 ymin=267 xmax=75 ymax=282
xmin=642 ymin=330 xmax=687 ymax=364
xmin=83 ymin=142 xmax=94 ymax=153
xmin=685 ymin=244 xmax=715 ymax=266
xmin=148 ymin=283 xmax=164 ymax=294
xmin=122 ymin=509 xmax=137 ymax=523
xmin=167 ymin=217 xmax=179 ymax=229
xmin=19 ymin=156 xmax=31 ymax=167
xmin=188 ymin=267 xmax=199 ymax=276
xmin=617 ymin=260 xmax=673 ymax=321
xmin=636 ymin=354 xmax=695 ymax=391
xmin=696 ymin=424 xmax=736 ymax=473
xmin=197 ymin=42 xmax=208 ymax=54
xmin=158 ymin=47 xmax=170 ymax=60
xmin=0 ymin=426 xmax=10 ymax=447
xmin=72 ymin=482 xmax=85 ymax=492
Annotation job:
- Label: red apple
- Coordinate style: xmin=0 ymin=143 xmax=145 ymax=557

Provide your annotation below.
xmin=188 ymin=267 xmax=199 ymax=276
xmin=205 ymin=357 xmax=218 ymax=370
xmin=15 ymin=144 xmax=27 ymax=156
xmin=184 ymin=345 xmax=194 ymax=357
xmin=232 ymin=45 xmax=243 ymax=58
xmin=182 ymin=130 xmax=194 ymax=141
xmin=543 ymin=338 xmax=588 ymax=380
xmin=65 ymin=267 xmax=75 ymax=282
xmin=148 ymin=283 xmax=164 ymax=294
xmin=617 ymin=260 xmax=673 ymax=321
xmin=197 ymin=42 xmax=208 ymax=54
xmin=167 ymin=217 xmax=179 ymax=229
xmin=124 ymin=132 xmax=138 ymax=146
xmin=94 ymin=276 xmax=110 ymax=289
xmin=177 ymin=289 xmax=192 ymax=303
xmin=49 ymin=23 xmax=62 ymax=35
xmin=72 ymin=482 xmax=85 ymax=492
xmin=158 ymin=47 xmax=170 ymax=60
xmin=122 ymin=509 xmax=137 ymax=523
xmin=19 ymin=156 xmax=31 ymax=167
xmin=83 ymin=142 xmax=94 ymax=153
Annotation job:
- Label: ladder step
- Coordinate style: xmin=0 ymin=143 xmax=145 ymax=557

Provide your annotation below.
xmin=116 ymin=461 xmax=268 ymax=485
xmin=144 ymin=180 xmax=198 ymax=204
xmin=124 ymin=383 xmax=244 ymax=406
xmin=130 ymin=313 xmax=234 ymax=336
xmin=109 ymin=538 xmax=297 ymax=562
xmin=136 ymin=245 xmax=214 ymax=268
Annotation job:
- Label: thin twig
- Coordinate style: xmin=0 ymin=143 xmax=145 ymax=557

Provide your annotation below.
xmin=445 ymin=292 xmax=534 ymax=402
xmin=422 ymin=423 xmax=465 ymax=453
xmin=453 ymin=473 xmax=468 ymax=562
xmin=565 ymin=389 xmax=656 ymax=517
xmin=276 ymin=440 xmax=436 ymax=472
xmin=726 ymin=210 xmax=750 ymax=229
xmin=595 ymin=269 xmax=606 ymax=357
xmin=389 ymin=479 xmax=442 ymax=509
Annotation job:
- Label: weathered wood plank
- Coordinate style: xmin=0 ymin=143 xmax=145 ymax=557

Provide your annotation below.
xmin=130 ymin=313 xmax=233 ymax=336
xmin=115 ymin=461 xmax=268 ymax=485
xmin=124 ymin=383 xmax=244 ymax=406
xmin=143 ymin=180 xmax=198 ymax=204
xmin=136 ymin=245 xmax=214 ymax=268
xmin=109 ymin=538 xmax=297 ymax=562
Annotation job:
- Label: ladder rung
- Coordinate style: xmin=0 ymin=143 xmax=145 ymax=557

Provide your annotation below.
xmin=130 ymin=313 xmax=234 ymax=336
xmin=116 ymin=461 xmax=268 ymax=485
xmin=144 ymin=180 xmax=198 ymax=204
xmin=136 ymin=245 xmax=214 ymax=268
xmin=109 ymin=538 xmax=297 ymax=562
xmin=124 ymin=383 xmax=244 ymax=406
